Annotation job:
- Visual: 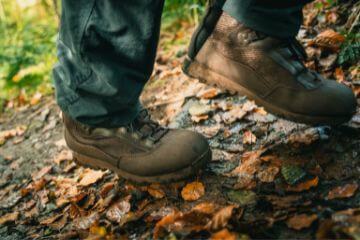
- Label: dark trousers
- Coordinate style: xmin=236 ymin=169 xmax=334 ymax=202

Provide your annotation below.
xmin=54 ymin=0 xmax=312 ymax=127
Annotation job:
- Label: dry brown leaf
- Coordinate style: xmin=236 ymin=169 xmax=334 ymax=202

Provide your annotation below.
xmin=40 ymin=213 xmax=63 ymax=225
xmin=181 ymin=181 xmax=205 ymax=201
xmin=206 ymin=205 xmax=236 ymax=230
xmin=327 ymin=183 xmax=358 ymax=200
xmin=78 ymin=169 xmax=106 ymax=187
xmin=106 ymin=196 xmax=131 ymax=223
xmin=257 ymin=166 xmax=280 ymax=183
xmin=54 ymin=150 xmax=73 ymax=165
xmin=0 ymin=211 xmax=19 ymax=225
xmin=75 ymin=212 xmax=100 ymax=230
xmin=286 ymin=176 xmax=319 ymax=192
xmin=197 ymin=88 xmax=221 ymax=99
xmin=147 ymin=184 xmax=165 ymax=199
xmin=25 ymin=206 xmax=39 ymax=219
xmin=286 ymin=214 xmax=318 ymax=230
xmin=312 ymin=29 xmax=345 ymax=50
xmin=191 ymin=114 xmax=209 ymax=123
xmin=223 ymin=128 xmax=232 ymax=139
xmin=192 ymin=202 xmax=218 ymax=215
xmin=210 ymin=229 xmax=237 ymax=240
xmin=254 ymin=107 xmax=267 ymax=116
xmin=31 ymin=166 xmax=52 ymax=181
xmin=222 ymin=107 xmax=247 ymax=124
xmin=100 ymin=182 xmax=115 ymax=198
xmin=335 ymin=67 xmax=345 ymax=83
xmin=243 ymin=130 xmax=257 ymax=145
xmin=226 ymin=150 xmax=264 ymax=189
xmin=242 ymin=101 xmax=257 ymax=112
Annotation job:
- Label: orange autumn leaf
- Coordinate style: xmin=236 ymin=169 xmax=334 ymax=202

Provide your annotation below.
xmin=335 ymin=67 xmax=345 ymax=83
xmin=147 ymin=184 xmax=165 ymax=199
xmin=211 ymin=229 xmax=237 ymax=240
xmin=0 ymin=211 xmax=19 ymax=225
xmin=286 ymin=176 xmax=319 ymax=192
xmin=286 ymin=214 xmax=318 ymax=230
xmin=78 ymin=169 xmax=106 ymax=187
xmin=312 ymin=29 xmax=345 ymax=50
xmin=197 ymin=88 xmax=221 ymax=99
xmin=327 ymin=183 xmax=358 ymax=200
xmin=54 ymin=150 xmax=73 ymax=165
xmin=206 ymin=205 xmax=237 ymax=230
xmin=181 ymin=181 xmax=205 ymax=201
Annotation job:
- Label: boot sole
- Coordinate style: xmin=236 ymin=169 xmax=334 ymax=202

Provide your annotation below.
xmin=72 ymin=149 xmax=210 ymax=184
xmin=183 ymin=57 xmax=352 ymax=126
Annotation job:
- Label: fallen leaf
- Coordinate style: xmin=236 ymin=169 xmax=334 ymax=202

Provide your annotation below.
xmin=211 ymin=229 xmax=238 ymax=240
xmin=106 ymin=195 xmax=131 ymax=223
xmin=286 ymin=214 xmax=318 ymax=230
xmin=197 ymin=88 xmax=221 ymax=99
xmin=335 ymin=67 xmax=345 ymax=83
xmin=242 ymin=101 xmax=257 ymax=112
xmin=281 ymin=164 xmax=306 ymax=185
xmin=223 ymin=128 xmax=232 ymax=138
xmin=255 ymin=107 xmax=267 ymax=115
xmin=206 ymin=205 xmax=237 ymax=230
xmin=31 ymin=166 xmax=52 ymax=181
xmin=75 ymin=212 xmax=100 ymax=230
xmin=189 ymin=103 xmax=212 ymax=116
xmin=286 ymin=176 xmax=319 ymax=192
xmin=312 ymin=29 xmax=345 ymax=50
xmin=30 ymin=92 xmax=42 ymax=105
xmin=257 ymin=166 xmax=280 ymax=183
xmin=191 ymin=114 xmax=209 ymax=123
xmin=243 ymin=130 xmax=257 ymax=145
xmin=192 ymin=202 xmax=218 ymax=215
xmin=40 ymin=213 xmax=63 ymax=225
xmin=54 ymin=150 xmax=73 ymax=165
xmin=100 ymin=182 xmax=115 ymax=198
xmin=78 ymin=169 xmax=106 ymax=187
xmin=90 ymin=225 xmax=107 ymax=237
xmin=0 ymin=211 xmax=19 ymax=225
xmin=181 ymin=181 xmax=205 ymax=201
xmin=327 ymin=183 xmax=358 ymax=200
xmin=226 ymin=190 xmax=257 ymax=206
xmin=147 ymin=184 xmax=165 ymax=199
xmin=222 ymin=107 xmax=247 ymax=124
xmin=226 ymin=150 xmax=264 ymax=189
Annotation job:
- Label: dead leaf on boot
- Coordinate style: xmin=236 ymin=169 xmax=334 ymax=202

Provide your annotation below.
xmin=211 ymin=229 xmax=237 ymax=240
xmin=327 ymin=183 xmax=358 ymax=200
xmin=0 ymin=211 xmax=19 ymax=225
xmin=181 ymin=181 xmax=205 ymax=201
xmin=286 ymin=214 xmax=318 ymax=230
xmin=78 ymin=169 xmax=106 ymax=187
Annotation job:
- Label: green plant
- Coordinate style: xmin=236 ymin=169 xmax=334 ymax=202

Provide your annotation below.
xmin=338 ymin=33 xmax=360 ymax=65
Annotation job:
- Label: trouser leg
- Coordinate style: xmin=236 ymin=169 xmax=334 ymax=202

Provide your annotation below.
xmin=222 ymin=0 xmax=314 ymax=38
xmin=53 ymin=0 xmax=164 ymax=127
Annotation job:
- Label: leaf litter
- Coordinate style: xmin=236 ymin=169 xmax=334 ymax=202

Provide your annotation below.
xmin=1 ymin=1 xmax=360 ymax=239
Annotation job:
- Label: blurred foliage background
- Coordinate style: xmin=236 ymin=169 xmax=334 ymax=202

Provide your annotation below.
xmin=0 ymin=0 xmax=206 ymax=107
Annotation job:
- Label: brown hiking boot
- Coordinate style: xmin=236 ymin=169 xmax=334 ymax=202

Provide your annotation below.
xmin=183 ymin=7 xmax=357 ymax=125
xmin=63 ymin=110 xmax=211 ymax=183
